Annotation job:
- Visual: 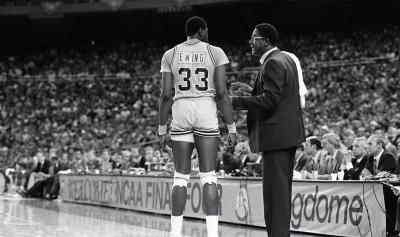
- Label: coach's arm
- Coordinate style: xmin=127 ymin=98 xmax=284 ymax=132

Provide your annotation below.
xmin=231 ymin=59 xmax=284 ymax=110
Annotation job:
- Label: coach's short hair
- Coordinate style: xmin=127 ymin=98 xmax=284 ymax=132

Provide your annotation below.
xmin=185 ymin=16 xmax=207 ymax=36
xmin=255 ymin=23 xmax=278 ymax=46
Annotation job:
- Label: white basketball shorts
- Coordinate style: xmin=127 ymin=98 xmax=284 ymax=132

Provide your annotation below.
xmin=170 ymin=97 xmax=220 ymax=143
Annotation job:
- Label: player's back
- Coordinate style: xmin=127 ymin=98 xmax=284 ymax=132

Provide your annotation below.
xmin=161 ymin=39 xmax=229 ymax=101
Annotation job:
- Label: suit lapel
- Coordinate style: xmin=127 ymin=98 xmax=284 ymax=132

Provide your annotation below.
xmin=252 ymin=49 xmax=281 ymax=95
xmin=377 ymin=152 xmax=384 ymax=169
xmin=252 ymin=69 xmax=262 ymax=95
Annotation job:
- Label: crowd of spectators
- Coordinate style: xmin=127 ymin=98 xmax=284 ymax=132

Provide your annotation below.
xmin=1 ymin=23 xmax=400 ymax=195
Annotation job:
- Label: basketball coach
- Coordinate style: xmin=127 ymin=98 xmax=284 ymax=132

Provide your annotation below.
xmin=231 ymin=23 xmax=305 ymax=237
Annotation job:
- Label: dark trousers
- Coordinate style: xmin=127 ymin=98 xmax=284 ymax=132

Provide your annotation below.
xmin=384 ymin=185 xmax=400 ymax=236
xmin=26 ymin=176 xmax=57 ymax=198
xmin=26 ymin=179 xmax=47 ymax=198
xmin=396 ymin=197 xmax=400 ymax=232
xmin=262 ymin=147 xmax=296 ymax=237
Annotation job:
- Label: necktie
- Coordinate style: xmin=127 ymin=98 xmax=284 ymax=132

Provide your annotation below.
xmin=373 ymin=158 xmax=378 ymax=175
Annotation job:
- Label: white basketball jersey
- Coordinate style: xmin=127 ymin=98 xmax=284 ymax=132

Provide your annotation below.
xmin=160 ymin=39 xmax=229 ymax=101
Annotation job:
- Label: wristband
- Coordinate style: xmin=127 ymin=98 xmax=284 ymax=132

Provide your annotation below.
xmin=158 ymin=125 xmax=167 ymax=136
xmin=227 ymin=122 xmax=236 ymax=134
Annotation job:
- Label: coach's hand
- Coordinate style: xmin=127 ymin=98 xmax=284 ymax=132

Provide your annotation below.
xmin=231 ymin=82 xmax=253 ymax=95
xmin=227 ymin=133 xmax=238 ymax=149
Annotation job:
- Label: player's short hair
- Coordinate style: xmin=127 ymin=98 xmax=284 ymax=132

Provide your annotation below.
xmin=185 ymin=16 xmax=207 ymax=36
xmin=255 ymin=23 xmax=278 ymax=46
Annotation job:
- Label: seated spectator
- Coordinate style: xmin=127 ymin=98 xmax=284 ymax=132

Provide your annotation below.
xmin=99 ymin=148 xmax=114 ymax=173
xmin=302 ymin=136 xmax=323 ymax=177
xmin=44 ymin=156 xmax=72 ymax=199
xmin=222 ymin=141 xmax=250 ymax=174
xmin=86 ymin=149 xmax=101 ymax=172
xmin=387 ymin=124 xmax=400 ymax=157
xmin=365 ymin=134 xmax=398 ymax=175
xmin=33 ymin=151 xmax=51 ymax=174
xmin=126 ymin=147 xmax=140 ymax=169
xmin=294 ymin=144 xmax=306 ymax=172
xmin=5 ymin=159 xmax=28 ymax=192
xmin=234 ymin=142 xmax=251 ymax=170
xmin=319 ymin=133 xmax=345 ymax=176
xmin=342 ymin=128 xmax=356 ymax=150
xmin=160 ymin=149 xmax=172 ymax=163
xmin=344 ymin=137 xmax=369 ymax=180
xmin=138 ymin=145 xmax=153 ymax=171
xmin=18 ymin=156 xmax=71 ymax=199
xmin=72 ymin=148 xmax=88 ymax=173
xmin=26 ymin=151 xmax=51 ymax=189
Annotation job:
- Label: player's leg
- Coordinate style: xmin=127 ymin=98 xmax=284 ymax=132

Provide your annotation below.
xmin=194 ymin=135 xmax=219 ymax=237
xmin=169 ymin=99 xmax=196 ymax=237
xmin=170 ymin=136 xmax=194 ymax=237
xmin=171 ymin=139 xmax=194 ymax=215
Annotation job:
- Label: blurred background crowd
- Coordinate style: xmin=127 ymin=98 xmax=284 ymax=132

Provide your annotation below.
xmin=0 ymin=18 xmax=400 ymax=200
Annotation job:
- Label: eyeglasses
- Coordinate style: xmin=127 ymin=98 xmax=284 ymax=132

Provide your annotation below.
xmin=250 ymin=36 xmax=264 ymax=42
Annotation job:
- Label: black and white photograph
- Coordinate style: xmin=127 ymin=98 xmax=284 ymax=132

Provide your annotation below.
xmin=0 ymin=0 xmax=400 ymax=236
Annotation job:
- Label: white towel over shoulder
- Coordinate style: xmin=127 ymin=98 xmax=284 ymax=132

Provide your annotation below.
xmin=282 ymin=51 xmax=307 ymax=108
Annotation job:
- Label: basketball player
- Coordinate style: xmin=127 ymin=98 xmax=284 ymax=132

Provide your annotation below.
xmin=159 ymin=16 xmax=237 ymax=237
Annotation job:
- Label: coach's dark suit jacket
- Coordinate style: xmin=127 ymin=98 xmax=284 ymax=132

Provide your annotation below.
xmin=232 ymin=49 xmax=305 ymax=152
xmin=365 ymin=151 xmax=397 ymax=175
xmin=33 ymin=159 xmax=51 ymax=174
xmin=344 ymin=154 xmax=368 ymax=180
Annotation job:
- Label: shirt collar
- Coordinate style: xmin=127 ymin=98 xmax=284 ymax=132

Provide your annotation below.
xmin=185 ymin=38 xmax=201 ymax=45
xmin=314 ymin=150 xmax=321 ymax=161
xmin=356 ymin=155 xmax=364 ymax=163
xmin=333 ymin=150 xmax=338 ymax=159
xmin=260 ymin=47 xmax=278 ymax=65
xmin=241 ymin=155 xmax=248 ymax=164
xmin=374 ymin=149 xmax=384 ymax=163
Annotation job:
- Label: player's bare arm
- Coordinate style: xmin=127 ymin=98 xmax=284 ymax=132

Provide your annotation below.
xmin=159 ymin=71 xmax=174 ymax=151
xmin=214 ymin=64 xmax=237 ymax=147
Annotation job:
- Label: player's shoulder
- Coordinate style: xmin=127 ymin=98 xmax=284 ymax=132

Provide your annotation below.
xmin=207 ymin=43 xmax=225 ymax=53
xmin=163 ymin=46 xmax=177 ymax=56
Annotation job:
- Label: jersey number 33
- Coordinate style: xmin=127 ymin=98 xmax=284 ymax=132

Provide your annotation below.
xmin=178 ymin=67 xmax=209 ymax=91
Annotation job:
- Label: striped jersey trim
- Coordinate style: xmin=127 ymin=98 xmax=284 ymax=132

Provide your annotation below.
xmin=170 ymin=46 xmax=177 ymax=65
xmin=193 ymin=128 xmax=220 ymax=137
xmin=193 ymin=132 xmax=220 ymax=137
xmin=193 ymin=128 xmax=219 ymax=133
xmin=207 ymin=44 xmax=216 ymax=66
xmin=170 ymin=130 xmax=193 ymax=135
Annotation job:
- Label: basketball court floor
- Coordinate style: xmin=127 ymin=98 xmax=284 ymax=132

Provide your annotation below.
xmin=0 ymin=194 xmax=324 ymax=237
